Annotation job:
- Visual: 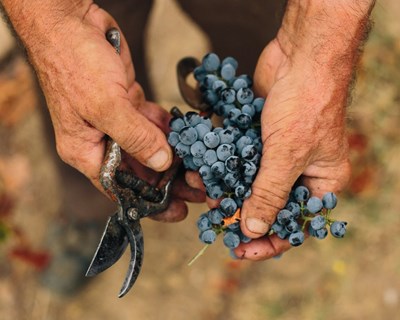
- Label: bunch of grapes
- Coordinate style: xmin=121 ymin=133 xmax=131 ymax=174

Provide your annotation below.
xmin=168 ymin=53 xmax=347 ymax=255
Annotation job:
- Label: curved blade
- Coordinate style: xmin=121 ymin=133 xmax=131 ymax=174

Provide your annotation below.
xmin=118 ymin=220 xmax=144 ymax=298
xmin=85 ymin=213 xmax=128 ymax=277
xmin=177 ymin=57 xmax=210 ymax=111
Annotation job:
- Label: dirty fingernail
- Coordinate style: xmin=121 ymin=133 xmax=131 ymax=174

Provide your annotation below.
xmin=146 ymin=148 xmax=170 ymax=170
xmin=245 ymin=217 xmax=270 ymax=234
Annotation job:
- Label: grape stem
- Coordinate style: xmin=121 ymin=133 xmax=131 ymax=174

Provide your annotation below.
xmin=188 ymin=244 xmax=210 ymax=266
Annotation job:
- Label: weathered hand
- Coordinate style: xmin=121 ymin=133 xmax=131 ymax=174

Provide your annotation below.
xmin=234 ymin=39 xmax=351 ymax=260
xmin=2 ymin=2 xmax=205 ymax=221
xmin=233 ymin=0 xmax=375 ymax=260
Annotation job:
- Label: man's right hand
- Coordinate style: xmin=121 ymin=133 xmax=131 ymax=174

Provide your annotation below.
xmin=1 ymin=1 xmax=205 ymax=220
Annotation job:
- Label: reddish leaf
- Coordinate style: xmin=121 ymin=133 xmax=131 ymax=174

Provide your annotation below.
xmin=8 ymin=246 xmax=51 ymax=270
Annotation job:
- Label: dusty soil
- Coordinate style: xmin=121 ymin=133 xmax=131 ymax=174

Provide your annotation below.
xmin=1 ymin=1 xmax=400 ymax=319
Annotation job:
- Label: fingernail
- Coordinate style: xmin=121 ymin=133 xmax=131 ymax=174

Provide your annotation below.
xmin=245 ymin=217 xmax=270 ymax=234
xmin=147 ymin=148 xmax=170 ymax=170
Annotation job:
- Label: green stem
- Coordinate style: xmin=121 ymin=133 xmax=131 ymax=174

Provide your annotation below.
xmin=188 ymin=244 xmax=210 ymax=266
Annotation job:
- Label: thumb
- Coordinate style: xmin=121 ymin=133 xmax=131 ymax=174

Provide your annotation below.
xmin=240 ymin=148 xmax=307 ymax=238
xmin=92 ymin=86 xmax=173 ymax=172
xmin=109 ymin=108 xmax=172 ymax=172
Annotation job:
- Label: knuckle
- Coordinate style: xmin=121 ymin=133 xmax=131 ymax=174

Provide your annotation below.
xmin=122 ymin=125 xmax=156 ymax=157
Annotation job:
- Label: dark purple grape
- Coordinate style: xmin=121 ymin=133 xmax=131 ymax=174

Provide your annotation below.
xmin=310 ymin=215 xmax=326 ymax=230
xmin=223 ymin=231 xmax=241 ymax=249
xmin=179 ymin=126 xmax=198 ymax=145
xmin=289 ymin=231 xmax=305 ymax=246
xmin=220 ymin=198 xmax=238 ymax=216
xmin=306 ymin=196 xmax=323 ymax=214
xmin=225 ymin=155 xmax=241 ymax=172
xmin=199 ymin=229 xmax=217 ymax=244
xmin=322 ymin=192 xmax=337 ymax=209
xmin=294 ymin=186 xmax=310 ymax=202
xmin=330 ymin=221 xmax=347 ymax=238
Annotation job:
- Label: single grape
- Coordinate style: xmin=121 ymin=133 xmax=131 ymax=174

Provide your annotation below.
xmin=203 ymin=132 xmax=220 ymax=149
xmin=169 ymin=117 xmax=185 ymax=132
xmin=179 ymin=126 xmax=198 ymax=145
xmin=197 ymin=214 xmax=212 ymax=231
xmin=294 ymin=186 xmax=310 ymax=202
xmin=236 ymin=113 xmax=252 ymax=129
xmin=206 ymin=182 xmax=224 ymax=199
xmin=216 ymin=143 xmax=235 ymax=161
xmin=223 ymin=231 xmax=241 ymax=249
xmin=220 ymin=198 xmax=238 ymax=216
xmin=193 ymin=65 xmax=207 ymax=82
xmin=211 ymin=161 xmax=226 ymax=178
xmin=243 ymin=161 xmax=257 ymax=176
xmin=310 ymin=215 xmax=326 ymax=230
xmin=223 ymin=172 xmax=240 ymax=189
xmin=167 ymin=131 xmax=180 ymax=147
xmin=207 ymin=208 xmax=224 ymax=225
xmin=194 ymin=123 xmax=211 ymax=140
xmin=286 ymin=202 xmax=301 ymax=218
xmin=218 ymin=129 xmax=235 ymax=144
xmin=199 ymin=165 xmax=214 ymax=180
xmin=212 ymin=79 xmax=228 ymax=92
xmin=252 ymin=97 xmax=265 ymax=113
xmin=202 ymin=53 xmax=220 ymax=72
xmin=242 ymin=104 xmax=256 ymax=117
xmin=190 ymin=141 xmax=207 ymax=158
xmin=288 ymin=231 xmax=305 ymax=246
xmin=322 ymin=192 xmax=337 ymax=209
xmin=221 ymin=63 xmax=236 ymax=81
xmin=184 ymin=112 xmax=202 ymax=127
xmin=285 ymin=219 xmax=300 ymax=233
xmin=234 ymin=184 xmax=251 ymax=199
xmin=175 ymin=142 xmax=190 ymax=158
xmin=241 ymin=144 xmax=258 ymax=161
xmin=203 ymin=149 xmax=218 ymax=166
xmin=306 ymin=196 xmax=323 ymax=214
xmin=237 ymin=87 xmax=254 ymax=104
xmin=277 ymin=209 xmax=294 ymax=225
xmin=225 ymin=155 xmax=241 ymax=173
xmin=199 ymin=229 xmax=217 ymax=244
xmin=232 ymin=78 xmax=248 ymax=91
xmin=220 ymin=88 xmax=236 ymax=104
xmin=315 ymin=227 xmax=328 ymax=239
xmin=330 ymin=221 xmax=347 ymax=238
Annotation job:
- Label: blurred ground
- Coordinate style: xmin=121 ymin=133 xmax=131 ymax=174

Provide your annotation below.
xmin=1 ymin=0 xmax=400 ymax=319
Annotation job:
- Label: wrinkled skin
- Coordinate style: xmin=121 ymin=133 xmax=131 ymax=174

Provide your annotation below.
xmin=3 ymin=2 xmax=205 ymax=221
xmin=187 ymin=1 xmax=374 ymax=260
xmin=1 ymin=0 xmax=374 ymax=259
